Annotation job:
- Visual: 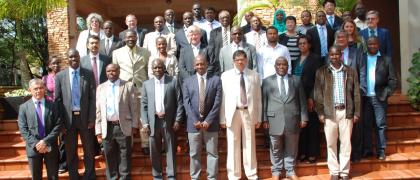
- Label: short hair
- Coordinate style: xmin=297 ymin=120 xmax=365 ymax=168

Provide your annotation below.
xmin=125 ymin=14 xmax=137 ymax=21
xmin=366 ymin=10 xmax=380 ymax=18
xmin=28 ymin=78 xmax=44 ymax=88
xmin=125 ymin=29 xmax=137 ymax=38
xmin=187 ymin=25 xmax=201 ymax=35
xmin=329 ymin=45 xmax=342 ymax=53
xmin=194 ymin=54 xmax=208 ymax=64
xmin=275 ymin=56 xmax=288 ymax=64
xmin=266 ymin=26 xmax=278 ymax=33
xmin=323 ymin=0 xmax=336 ymax=7
xmin=367 ymin=36 xmax=380 ymax=43
xmin=86 ymin=13 xmax=104 ymax=30
xmin=297 ymin=35 xmax=311 ymax=45
xmin=204 ymin=7 xmax=216 ymax=13
xmin=103 ymin=20 xmax=113 ymax=26
xmin=87 ymin=35 xmax=100 ymax=42
xmin=285 ymin=16 xmax=297 ymax=24
xmin=155 ymin=36 xmax=167 ymax=44
xmin=301 ymin=10 xmax=312 ymax=17
xmin=233 ymin=50 xmax=247 ymax=59
xmin=106 ymin=63 xmax=120 ymax=70
xmin=335 ymin=30 xmax=349 ymax=39
xmin=218 ymin=10 xmax=230 ymax=17
xmin=151 ymin=58 xmax=166 ymax=70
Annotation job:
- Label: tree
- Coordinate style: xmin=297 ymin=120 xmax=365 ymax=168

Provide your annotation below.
xmin=233 ymin=0 xmax=282 ymax=26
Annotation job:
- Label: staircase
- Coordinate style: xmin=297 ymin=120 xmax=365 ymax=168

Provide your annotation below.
xmin=0 ymin=93 xmax=419 ymax=179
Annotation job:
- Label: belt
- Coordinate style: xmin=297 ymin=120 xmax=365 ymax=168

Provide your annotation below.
xmin=334 ymin=104 xmax=345 ymax=110
xmin=72 ymin=111 xmax=80 ymax=116
xmin=236 ymin=106 xmax=248 ymax=110
xmin=155 ymin=114 xmax=166 ymax=119
xmin=107 ymin=121 xmax=120 ymax=125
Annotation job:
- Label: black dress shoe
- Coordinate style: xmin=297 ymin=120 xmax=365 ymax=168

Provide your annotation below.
xmin=341 ymin=176 xmax=349 ymax=180
xmin=58 ymin=169 xmax=67 ymax=174
xmin=330 ymin=175 xmax=339 ymax=180
xmin=351 ymin=157 xmax=361 ymax=163
xmin=377 ymin=153 xmax=386 ymax=160
xmin=142 ymin=148 xmax=150 ymax=155
xmin=307 ymin=156 xmax=317 ymax=164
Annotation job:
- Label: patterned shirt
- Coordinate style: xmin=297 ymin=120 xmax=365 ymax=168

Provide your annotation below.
xmin=329 ymin=64 xmax=345 ymax=105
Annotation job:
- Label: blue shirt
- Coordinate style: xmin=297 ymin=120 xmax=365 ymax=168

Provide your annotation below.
xmin=367 ymin=51 xmax=381 ymax=96
xmin=343 ymin=47 xmax=349 ymax=66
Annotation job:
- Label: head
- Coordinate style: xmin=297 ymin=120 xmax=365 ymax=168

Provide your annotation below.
xmin=334 ymin=30 xmax=349 ymax=49
xmin=328 ymin=45 xmax=342 ymax=68
xmin=367 ymin=36 xmax=380 ymax=55
xmin=231 ymin=26 xmax=243 ymax=44
xmin=275 ymin=57 xmax=289 ymax=76
xmin=125 ymin=14 xmax=138 ymax=29
xmin=87 ymin=35 xmax=100 ymax=55
xmin=124 ymin=30 xmax=138 ymax=48
xmin=183 ymin=11 xmax=194 ymax=27
xmin=192 ymin=3 xmax=202 ymax=19
xmin=154 ymin=16 xmax=165 ymax=31
xmin=156 ymin=37 xmax=167 ymax=54
xmin=341 ymin=20 xmax=356 ymax=35
xmin=151 ymin=59 xmax=166 ymax=79
xmin=366 ymin=10 xmax=380 ymax=29
xmin=106 ymin=64 xmax=120 ymax=82
xmin=301 ymin=10 xmax=312 ymax=25
xmin=297 ymin=35 xmax=311 ymax=54
xmin=274 ymin=9 xmax=286 ymax=23
xmin=244 ymin=11 xmax=254 ymax=24
xmin=103 ymin=20 xmax=114 ymax=38
xmin=28 ymin=79 xmax=45 ymax=100
xmin=47 ymin=56 xmax=60 ymax=73
xmin=218 ymin=10 xmax=231 ymax=28
xmin=204 ymin=7 xmax=216 ymax=22
xmin=285 ymin=16 xmax=297 ymax=32
xmin=86 ymin=13 xmax=103 ymax=30
xmin=67 ymin=48 xmax=80 ymax=69
xmin=164 ymin=9 xmax=175 ymax=24
xmin=187 ymin=25 xmax=202 ymax=46
xmin=250 ymin=16 xmax=261 ymax=31
xmin=355 ymin=3 xmax=366 ymax=19
xmin=194 ymin=55 xmax=208 ymax=75
xmin=266 ymin=26 xmax=279 ymax=44
xmin=342 ymin=11 xmax=352 ymax=21
xmin=315 ymin=11 xmax=327 ymax=25
xmin=323 ymin=0 xmax=336 ymax=15
xmin=232 ymin=50 xmax=248 ymax=72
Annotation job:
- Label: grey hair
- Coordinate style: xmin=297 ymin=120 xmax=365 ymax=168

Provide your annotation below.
xmin=28 ymin=78 xmax=44 ymax=88
xmin=187 ymin=25 xmax=201 ymax=35
xmin=86 ymin=13 xmax=104 ymax=30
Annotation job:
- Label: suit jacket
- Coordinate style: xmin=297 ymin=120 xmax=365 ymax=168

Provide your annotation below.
xmin=182 ymin=74 xmax=222 ymax=133
xmin=119 ymin=27 xmax=147 ymax=47
xmin=297 ymin=53 xmax=323 ymax=99
xmin=80 ymin=54 xmax=112 ymax=86
xmin=55 ymin=67 xmax=96 ymax=129
xmin=99 ymin=37 xmax=123 ymax=58
xmin=95 ymin=80 xmax=140 ymax=138
xmin=18 ymin=99 xmax=61 ymax=157
xmin=174 ymin=28 xmax=208 ymax=58
xmin=112 ymin=45 xmax=151 ymax=95
xmin=327 ymin=15 xmax=344 ymax=32
xmin=262 ymin=74 xmax=308 ymax=135
xmin=208 ymin=27 xmax=229 ymax=63
xmin=219 ymin=42 xmax=257 ymax=72
xmin=220 ymin=68 xmax=261 ymax=127
xmin=140 ymin=75 xmax=183 ymax=136
xmin=325 ymin=47 xmax=361 ymax=74
xmin=178 ymin=43 xmax=217 ymax=83
xmin=359 ymin=54 xmax=397 ymax=101
xmin=306 ymin=25 xmax=335 ymax=59
xmin=360 ymin=27 xmax=392 ymax=56
xmin=163 ymin=22 xmax=182 ymax=34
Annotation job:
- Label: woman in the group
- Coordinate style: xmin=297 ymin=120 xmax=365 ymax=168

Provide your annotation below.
xmin=76 ymin=12 xmax=105 ymax=57
xmin=341 ymin=19 xmax=366 ymax=51
xmin=294 ymin=35 xmax=322 ymax=164
xmin=297 ymin=10 xmax=314 ymax=35
xmin=272 ymin=8 xmax=287 ymax=34
xmin=42 ymin=56 xmax=60 ymax=102
xmin=148 ymin=37 xmax=178 ymax=79
xmin=279 ymin=16 xmax=301 ymax=68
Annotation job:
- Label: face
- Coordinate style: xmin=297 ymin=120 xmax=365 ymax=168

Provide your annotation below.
xmin=68 ymin=50 xmax=80 ymax=69
xmin=298 ymin=38 xmax=310 ymax=53
xmin=194 ymin=56 xmax=208 ymax=75
xmin=154 ymin=16 xmax=165 ymax=31
xmin=250 ymin=17 xmax=260 ymax=31
xmin=276 ymin=12 xmax=284 ymax=22
xmin=219 ymin=12 xmax=231 ymax=27
xmin=324 ymin=2 xmax=336 ymax=15
xmin=164 ymin=9 xmax=175 ymax=24
xmin=152 ymin=61 xmax=165 ymax=79
xmin=355 ymin=4 xmax=366 ymax=17
xmin=329 ymin=47 xmax=342 ymax=67
xmin=188 ymin=30 xmax=201 ymax=45
xmin=90 ymin=18 xmax=100 ymax=30
xmin=125 ymin=15 xmax=137 ymax=29
xmin=156 ymin=38 xmax=167 ymax=54
xmin=367 ymin=13 xmax=379 ymax=28
xmin=204 ymin=9 xmax=215 ymax=22
xmin=125 ymin=31 xmax=137 ymax=48
xmin=29 ymin=82 xmax=45 ymax=100
xmin=192 ymin=4 xmax=202 ymax=17
xmin=343 ymin=22 xmax=355 ymax=35
xmin=367 ymin=38 xmax=380 ymax=55
xmin=335 ymin=32 xmax=348 ymax=48
xmin=231 ymin=27 xmax=243 ymax=44
xmin=285 ymin=19 xmax=296 ymax=31
xmin=183 ymin=12 xmax=193 ymax=26
xmin=233 ymin=54 xmax=248 ymax=71
xmin=48 ymin=58 xmax=60 ymax=73
xmin=301 ymin=11 xmax=311 ymax=25
xmin=103 ymin=22 xmax=113 ymax=38
xmin=315 ymin=11 xmax=327 ymax=25
xmin=244 ymin=12 xmax=254 ymax=23
xmin=106 ymin=65 xmax=120 ymax=82
xmin=275 ymin=59 xmax=288 ymax=76
xmin=266 ymin=28 xmax=278 ymax=43
xmin=87 ymin=37 xmax=100 ymax=54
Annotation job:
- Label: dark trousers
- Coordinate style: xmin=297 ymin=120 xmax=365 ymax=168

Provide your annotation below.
xmin=351 ymin=98 xmax=364 ymax=160
xmin=58 ymin=132 xmax=67 ymax=170
xmin=28 ymin=151 xmax=58 ymax=180
xmin=298 ymin=111 xmax=320 ymax=157
xmin=103 ymin=123 xmax=132 ymax=180
xmin=363 ymin=96 xmax=388 ymax=155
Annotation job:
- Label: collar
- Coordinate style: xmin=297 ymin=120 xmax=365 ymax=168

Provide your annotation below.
xmin=265 ymin=43 xmax=282 ymax=49
xmin=191 ymin=42 xmax=201 ymax=48
xmin=276 ymin=73 xmax=288 ymax=80
xmin=107 ymin=79 xmax=120 ymax=86
xmin=354 ymin=17 xmax=365 ymax=22
xmin=69 ymin=67 xmax=80 ymax=73
xmin=32 ymin=97 xmax=45 ymax=104
xmin=166 ymin=22 xmax=174 ymax=27
xmin=197 ymin=73 xmax=207 ymax=80
xmin=234 ymin=67 xmax=246 ymax=75
xmin=316 ymin=24 xmax=327 ymax=29
xmin=368 ymin=27 xmax=378 ymax=32
xmin=329 ymin=63 xmax=344 ymax=72
xmin=105 ymin=35 xmax=114 ymax=40
xmin=154 ymin=76 xmax=165 ymax=83
xmin=89 ymin=53 xmax=99 ymax=59
xmin=231 ymin=41 xmax=243 ymax=48
xmin=327 ymin=14 xmax=335 ymax=18
xmin=368 ymin=51 xmax=381 ymax=57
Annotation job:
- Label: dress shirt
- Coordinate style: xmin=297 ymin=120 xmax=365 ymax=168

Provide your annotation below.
xmin=329 ymin=64 xmax=345 ymax=105
xmin=104 ymin=36 xmax=114 ymax=52
xmin=32 ymin=97 xmax=45 ymax=127
xmin=257 ymin=43 xmax=292 ymax=79
xmin=316 ymin=24 xmax=329 ymax=57
xmin=105 ymin=79 xmax=120 ymax=121
xmin=327 ymin=15 xmax=335 ymax=26
xmin=233 ymin=68 xmax=249 ymax=107
xmin=76 ymin=29 xmax=106 ymax=57
xmin=166 ymin=22 xmax=175 ymax=33
xmin=276 ymin=74 xmax=289 ymax=95
xmin=231 ymin=41 xmax=244 ymax=56
xmin=368 ymin=27 xmax=378 ymax=37
xmin=191 ymin=43 xmax=201 ymax=58
xmin=68 ymin=67 xmax=81 ymax=111
xmin=244 ymin=30 xmax=267 ymax=49
xmin=197 ymin=73 xmax=207 ymax=90
xmin=154 ymin=76 xmax=165 ymax=113
xmin=367 ymin=52 xmax=381 ymax=96
xmin=342 ymin=47 xmax=349 ymax=66
xmin=354 ymin=17 xmax=368 ymax=30
xmin=148 ymin=54 xmax=178 ymax=78
xmin=144 ymin=31 xmax=172 ymax=56
xmin=89 ymin=53 xmax=101 ymax=82
xmin=195 ymin=19 xmax=221 ymax=41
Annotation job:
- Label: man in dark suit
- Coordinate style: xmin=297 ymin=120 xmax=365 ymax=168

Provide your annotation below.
xmin=175 ymin=11 xmax=208 ymax=58
xmin=55 ymin=49 xmax=96 ymax=180
xmin=163 ymin=9 xmax=182 ymax=34
xmin=119 ymin=14 xmax=147 ymax=47
xmin=360 ymin=10 xmax=392 ymax=57
xmin=141 ymin=59 xmax=183 ymax=180
xmin=182 ymin=55 xmax=222 ymax=179
xmin=81 ymin=35 xmax=112 ymax=86
xmin=18 ymin=79 xmax=62 ymax=180
xmin=323 ymin=0 xmax=343 ymax=32
xmin=262 ymin=57 xmax=308 ymax=180
xmin=359 ymin=37 xmax=397 ymax=160
xmin=306 ymin=11 xmax=335 ymax=64
xmin=100 ymin=20 xmax=123 ymax=59
xmin=208 ymin=10 xmax=231 ymax=64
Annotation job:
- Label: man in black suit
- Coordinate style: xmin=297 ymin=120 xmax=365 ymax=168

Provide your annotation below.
xmin=81 ymin=35 xmax=112 ymax=87
xmin=55 ymin=49 xmax=97 ymax=180
xmin=208 ymin=10 xmax=231 ymax=65
xmin=100 ymin=20 xmax=123 ymax=59
xmin=18 ymin=79 xmax=62 ymax=180
xmin=175 ymin=11 xmax=208 ymax=59
xmin=306 ymin=11 xmax=334 ymax=64
xmin=323 ymin=0 xmax=343 ymax=32
xmin=119 ymin=14 xmax=147 ymax=47
xmin=164 ymin=9 xmax=182 ymax=34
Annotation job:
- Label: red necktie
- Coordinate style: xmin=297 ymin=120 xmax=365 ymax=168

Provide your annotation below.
xmin=92 ymin=56 xmax=99 ymax=86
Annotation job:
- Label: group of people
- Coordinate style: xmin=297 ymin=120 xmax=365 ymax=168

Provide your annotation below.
xmin=17 ymin=0 xmax=398 ymax=180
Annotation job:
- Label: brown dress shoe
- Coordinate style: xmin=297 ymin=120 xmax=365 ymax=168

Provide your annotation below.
xmin=287 ymin=175 xmax=300 ymax=180
xmin=330 ymin=175 xmax=339 ymax=180
xmin=272 ymin=175 xmax=280 ymax=180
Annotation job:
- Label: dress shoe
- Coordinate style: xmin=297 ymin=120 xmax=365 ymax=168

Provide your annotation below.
xmin=298 ymin=155 xmax=306 ymax=162
xmin=58 ymin=169 xmax=67 ymax=174
xmin=351 ymin=157 xmax=361 ymax=163
xmin=377 ymin=153 xmax=386 ymax=160
xmin=142 ymin=147 xmax=150 ymax=155
xmin=287 ymin=175 xmax=300 ymax=180
xmin=341 ymin=176 xmax=349 ymax=180
xmin=362 ymin=152 xmax=373 ymax=158
xmin=307 ymin=156 xmax=317 ymax=164
xmin=330 ymin=175 xmax=339 ymax=180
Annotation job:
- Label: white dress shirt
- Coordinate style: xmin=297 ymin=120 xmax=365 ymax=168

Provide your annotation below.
xmin=191 ymin=43 xmax=201 ymax=58
xmin=105 ymin=79 xmax=120 ymax=121
xmin=234 ymin=68 xmax=249 ymax=107
xmin=257 ymin=43 xmax=292 ymax=79
xmin=245 ymin=30 xmax=267 ymax=49
xmin=32 ymin=97 xmax=45 ymax=126
xmin=354 ymin=17 xmax=368 ymax=30
xmin=195 ymin=19 xmax=221 ymax=41
xmin=76 ymin=29 xmax=105 ymax=57
xmin=154 ymin=76 xmax=165 ymax=113
xmin=276 ymin=74 xmax=289 ymax=95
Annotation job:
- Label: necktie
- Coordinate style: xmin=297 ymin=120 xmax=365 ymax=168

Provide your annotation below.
xmin=208 ymin=22 xmax=213 ymax=30
xmin=105 ymin=39 xmax=110 ymax=54
xmin=107 ymin=83 xmax=116 ymax=117
xmin=328 ymin=16 xmax=334 ymax=27
xmin=223 ymin=28 xmax=229 ymax=47
xmin=240 ymin=72 xmax=247 ymax=105
xmin=319 ymin=26 xmax=327 ymax=57
xmin=91 ymin=57 xmax=98 ymax=86
xmin=254 ymin=32 xmax=261 ymax=50
xmin=199 ymin=77 xmax=205 ymax=116
xmin=369 ymin=29 xmax=375 ymax=37
xmin=36 ymin=101 xmax=45 ymax=138
xmin=280 ymin=76 xmax=286 ymax=100
xmin=71 ymin=70 xmax=80 ymax=110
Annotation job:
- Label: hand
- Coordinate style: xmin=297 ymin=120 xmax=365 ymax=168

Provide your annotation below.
xmin=300 ymin=121 xmax=308 ymax=128
xmin=353 ymin=115 xmax=360 ymax=123
xmin=88 ymin=122 xmax=95 ymax=129
xmin=156 ymin=112 xmax=165 ymax=119
xmin=263 ymin=121 xmax=269 ymax=129
xmin=220 ymin=123 xmax=226 ymax=129
xmin=255 ymin=122 xmax=261 ymax=129
xmin=142 ymin=125 xmax=150 ymax=135
xmin=173 ymin=121 xmax=180 ymax=131
xmin=96 ymin=135 xmax=102 ymax=143
xmin=36 ymin=140 xmax=48 ymax=153
xmin=201 ymin=121 xmax=210 ymax=130
xmin=319 ymin=115 xmax=325 ymax=123
xmin=194 ymin=121 xmax=201 ymax=129
xmin=307 ymin=98 xmax=315 ymax=112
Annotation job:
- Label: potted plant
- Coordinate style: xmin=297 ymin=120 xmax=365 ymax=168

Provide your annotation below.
xmin=407 ymin=51 xmax=420 ymax=110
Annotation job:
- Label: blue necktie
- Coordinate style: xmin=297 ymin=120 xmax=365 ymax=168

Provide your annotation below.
xmin=369 ymin=29 xmax=376 ymax=37
xmin=36 ymin=101 xmax=45 ymax=138
xmin=328 ymin=16 xmax=334 ymax=27
xmin=319 ymin=26 xmax=328 ymax=57
xmin=71 ymin=71 xmax=80 ymax=109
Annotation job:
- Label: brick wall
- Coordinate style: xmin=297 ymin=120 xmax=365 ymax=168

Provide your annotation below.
xmin=47 ymin=5 xmax=70 ymax=69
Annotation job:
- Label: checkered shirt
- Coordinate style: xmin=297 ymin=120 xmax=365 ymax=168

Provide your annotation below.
xmin=329 ymin=64 xmax=345 ymax=105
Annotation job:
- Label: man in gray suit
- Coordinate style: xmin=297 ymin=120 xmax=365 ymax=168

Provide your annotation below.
xmin=182 ymin=55 xmax=222 ymax=180
xmin=219 ymin=26 xmax=257 ymax=72
xmin=18 ymin=79 xmax=62 ymax=180
xmin=141 ymin=59 xmax=183 ymax=180
xmin=55 ymin=49 xmax=97 ymax=180
xmin=262 ymin=57 xmax=308 ymax=180
xmin=100 ymin=20 xmax=123 ymax=59
xmin=333 ymin=30 xmax=361 ymax=72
